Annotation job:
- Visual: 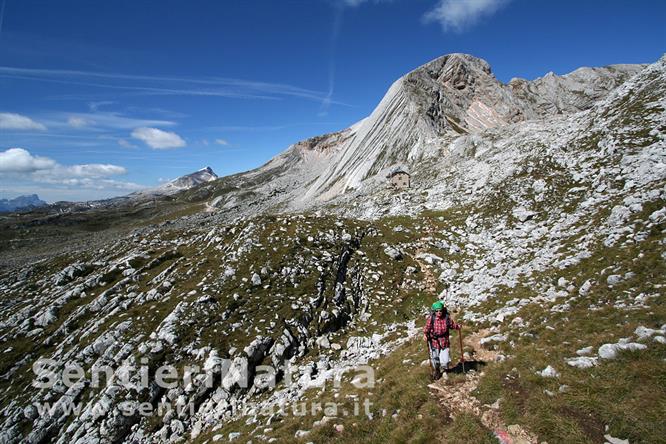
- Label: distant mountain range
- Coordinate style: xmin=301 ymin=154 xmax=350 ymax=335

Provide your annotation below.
xmin=0 ymin=194 xmax=47 ymax=213
xmin=0 ymin=168 xmax=218 ymax=217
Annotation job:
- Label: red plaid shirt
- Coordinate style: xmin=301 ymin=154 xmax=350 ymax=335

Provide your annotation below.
xmin=423 ymin=313 xmax=460 ymax=349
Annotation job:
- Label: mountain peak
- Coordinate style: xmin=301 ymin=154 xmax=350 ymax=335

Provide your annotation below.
xmin=164 ymin=167 xmax=218 ymax=190
xmin=134 ymin=166 xmax=218 ymax=197
xmin=0 ymin=194 xmax=47 ymax=212
xmin=411 ymin=53 xmax=493 ymax=89
xmin=438 ymin=52 xmax=492 ymax=72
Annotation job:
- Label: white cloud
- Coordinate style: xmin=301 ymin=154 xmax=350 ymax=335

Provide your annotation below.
xmin=36 ymin=177 xmax=143 ymax=191
xmin=57 ymin=164 xmax=126 ymax=178
xmin=67 ymin=116 xmax=92 ymax=128
xmin=0 ymin=148 xmax=57 ymax=172
xmin=0 ymin=113 xmax=47 ymax=130
xmin=0 ymin=66 xmax=336 ymax=104
xmin=118 ymin=138 xmax=137 ymax=149
xmin=0 ymin=147 xmax=141 ymax=191
xmin=337 ymin=0 xmax=391 ymax=7
xmin=423 ymin=0 xmax=508 ymax=32
xmin=215 ymin=138 xmax=229 ymax=146
xmin=49 ymin=112 xmax=175 ymax=131
xmin=131 ymin=127 xmax=186 ymax=149
xmin=88 ymin=101 xmax=115 ymax=112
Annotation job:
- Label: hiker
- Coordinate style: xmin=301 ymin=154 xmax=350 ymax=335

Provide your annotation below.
xmin=423 ymin=301 xmax=461 ymax=380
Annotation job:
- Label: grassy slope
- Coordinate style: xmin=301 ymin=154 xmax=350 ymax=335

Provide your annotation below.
xmin=474 ymin=212 xmax=666 ymax=444
xmin=193 ymin=325 xmax=496 ymax=444
xmin=2 ymin=190 xmax=663 ymax=443
xmin=191 ymin=197 xmax=664 ymax=444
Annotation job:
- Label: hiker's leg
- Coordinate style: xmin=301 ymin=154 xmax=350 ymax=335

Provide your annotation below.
xmin=430 ymin=348 xmax=440 ymax=369
xmin=430 ymin=348 xmax=442 ymax=379
xmin=439 ymin=347 xmax=451 ymax=370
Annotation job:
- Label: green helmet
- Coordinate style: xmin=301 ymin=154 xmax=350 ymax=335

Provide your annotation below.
xmin=431 ymin=301 xmax=444 ymax=311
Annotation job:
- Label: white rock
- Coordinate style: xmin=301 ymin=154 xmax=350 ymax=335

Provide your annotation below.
xmin=203 ymin=350 xmax=222 ymax=372
xmin=565 ymin=356 xmax=598 ymax=368
xmin=23 ymin=405 xmax=38 ymax=420
xmin=480 ymin=334 xmax=507 ymax=346
xmin=170 ymin=419 xmax=184 ymax=436
xmin=598 ymin=343 xmax=620 ymax=360
xmin=33 ymin=307 xmax=58 ymax=327
xmin=599 ymin=341 xmax=647 ymax=360
xmin=532 ymin=179 xmax=546 ymax=194
xmin=512 ymin=206 xmax=536 ymax=222
xmin=618 ymin=342 xmax=647 ymax=352
xmin=608 ymin=205 xmax=631 ymax=226
xmin=416 ymin=252 xmax=443 ymax=265
xmin=190 ymin=421 xmax=202 ymax=439
xmin=576 ymin=346 xmax=593 ymax=356
xmin=537 ymin=365 xmax=560 ymax=378
xmin=316 ymin=336 xmax=331 ymax=349
xmin=606 ymin=275 xmax=622 ymax=286
xmin=648 ymin=207 xmax=666 ymax=224
xmin=383 ymin=246 xmax=403 ymax=260
xmin=635 ymin=326 xmax=659 ymax=340
xmin=578 ymin=279 xmax=592 ymax=296
xmin=604 ymin=433 xmax=629 ymax=444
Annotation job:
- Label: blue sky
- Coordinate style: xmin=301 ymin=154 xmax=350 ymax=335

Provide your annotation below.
xmin=0 ymin=0 xmax=664 ymax=202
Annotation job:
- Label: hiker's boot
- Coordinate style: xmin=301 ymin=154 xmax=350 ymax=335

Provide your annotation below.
xmin=433 ymin=366 xmax=442 ymax=381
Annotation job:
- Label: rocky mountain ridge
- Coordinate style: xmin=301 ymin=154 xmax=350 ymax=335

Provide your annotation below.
xmin=198 ymin=53 xmax=647 ymax=216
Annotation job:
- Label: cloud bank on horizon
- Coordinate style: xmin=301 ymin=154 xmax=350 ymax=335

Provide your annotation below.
xmin=0 ymin=147 xmax=142 ymax=193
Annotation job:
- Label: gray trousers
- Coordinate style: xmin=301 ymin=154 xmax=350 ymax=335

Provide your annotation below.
xmin=430 ymin=347 xmax=451 ymax=370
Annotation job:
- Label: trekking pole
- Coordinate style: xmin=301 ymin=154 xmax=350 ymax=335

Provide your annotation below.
xmin=458 ymin=326 xmax=465 ymax=373
xmin=425 ymin=338 xmax=435 ymax=377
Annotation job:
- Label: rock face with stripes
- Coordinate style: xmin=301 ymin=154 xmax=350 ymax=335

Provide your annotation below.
xmin=205 ymin=53 xmax=644 ymax=214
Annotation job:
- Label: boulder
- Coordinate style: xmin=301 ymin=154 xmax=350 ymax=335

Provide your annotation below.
xmin=244 ymin=336 xmax=274 ymax=365
xmin=383 ymin=246 xmax=403 ymax=260
xmin=537 ymin=365 xmax=559 ymax=378
xmin=565 ymin=356 xmax=598 ymax=368
xmin=598 ymin=343 xmax=619 ymax=360
xmin=512 ymin=206 xmax=536 ymax=222
xmin=606 ymin=275 xmax=622 ymax=286
xmin=635 ymin=326 xmax=659 ymax=340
